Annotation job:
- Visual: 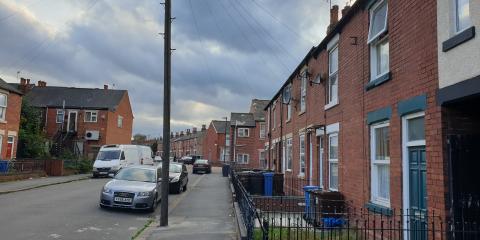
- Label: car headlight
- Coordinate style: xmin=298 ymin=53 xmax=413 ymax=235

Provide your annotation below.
xmin=171 ymin=176 xmax=180 ymax=182
xmin=102 ymin=187 xmax=113 ymax=194
xmin=111 ymin=165 xmax=120 ymax=171
xmin=138 ymin=192 xmax=152 ymax=197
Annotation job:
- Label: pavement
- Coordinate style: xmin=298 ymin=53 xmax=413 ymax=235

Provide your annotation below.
xmin=0 ymin=173 xmax=91 ymax=194
xmin=145 ymin=167 xmax=236 ymax=240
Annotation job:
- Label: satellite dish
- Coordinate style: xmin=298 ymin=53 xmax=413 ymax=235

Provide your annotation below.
xmin=282 ymin=84 xmax=292 ymax=104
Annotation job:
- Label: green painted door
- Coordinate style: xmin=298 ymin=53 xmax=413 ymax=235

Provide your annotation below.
xmin=409 ymin=146 xmax=427 ymax=240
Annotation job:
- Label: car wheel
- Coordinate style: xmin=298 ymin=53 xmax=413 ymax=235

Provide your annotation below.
xmin=184 ymin=183 xmax=188 ymax=192
xmin=93 ymin=173 xmax=98 ymax=178
xmin=177 ymin=184 xmax=182 ymax=194
xmin=149 ymin=195 xmax=158 ymax=213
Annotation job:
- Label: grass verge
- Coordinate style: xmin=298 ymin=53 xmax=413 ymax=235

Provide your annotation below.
xmin=131 ymin=218 xmax=154 ymax=240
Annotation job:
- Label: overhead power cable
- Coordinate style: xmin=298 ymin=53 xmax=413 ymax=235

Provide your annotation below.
xmin=223 ymin=0 xmax=291 ymax=71
xmin=0 ymin=0 xmax=43 ymax=24
xmin=234 ymin=0 xmax=298 ymax=61
xmin=249 ymin=0 xmax=315 ymax=45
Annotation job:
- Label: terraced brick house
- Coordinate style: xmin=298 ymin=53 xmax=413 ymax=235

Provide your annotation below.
xmin=0 ymin=78 xmax=22 ymax=160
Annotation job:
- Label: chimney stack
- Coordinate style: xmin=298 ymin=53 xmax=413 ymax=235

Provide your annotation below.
xmin=201 ymin=124 xmax=206 ymax=131
xmin=37 ymin=80 xmax=47 ymax=87
xmin=175 ymin=132 xmax=179 ymax=137
xmin=341 ymin=5 xmax=351 ymax=18
xmin=192 ymin=127 xmax=197 ymax=134
xmin=104 ymin=84 xmax=108 ymax=90
xmin=186 ymin=129 xmax=191 ymax=135
xmin=180 ymin=131 xmax=184 ymax=136
xmin=20 ymin=78 xmax=26 ymax=86
xmin=327 ymin=5 xmax=339 ymax=34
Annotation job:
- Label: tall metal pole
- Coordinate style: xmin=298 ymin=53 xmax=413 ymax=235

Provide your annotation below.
xmin=223 ymin=117 xmax=228 ymax=163
xmin=160 ymin=0 xmax=171 ymax=227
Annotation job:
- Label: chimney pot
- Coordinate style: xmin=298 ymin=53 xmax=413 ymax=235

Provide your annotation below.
xmin=104 ymin=84 xmax=108 ymax=90
xmin=201 ymin=124 xmax=206 ymax=131
xmin=27 ymin=79 xmax=30 ymax=85
xmin=192 ymin=127 xmax=197 ymax=133
xmin=341 ymin=5 xmax=351 ymax=18
xmin=20 ymin=78 xmax=26 ymax=85
xmin=327 ymin=5 xmax=339 ymax=34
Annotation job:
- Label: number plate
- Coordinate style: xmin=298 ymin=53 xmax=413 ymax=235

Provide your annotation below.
xmin=114 ymin=197 xmax=132 ymax=203
xmin=99 ymin=172 xmax=107 ymax=175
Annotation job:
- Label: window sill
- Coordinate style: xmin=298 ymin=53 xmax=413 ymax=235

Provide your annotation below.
xmin=365 ymin=202 xmax=392 ymax=216
xmin=365 ymin=71 xmax=391 ymax=91
xmin=286 ymin=119 xmax=291 ymax=123
xmin=0 ymin=120 xmax=7 ymax=124
xmin=298 ymin=111 xmax=306 ymax=116
xmin=285 ymin=169 xmax=292 ymax=173
xmin=443 ymin=26 xmax=475 ymax=52
xmin=297 ymin=174 xmax=305 ymax=179
xmin=324 ymin=101 xmax=338 ymax=110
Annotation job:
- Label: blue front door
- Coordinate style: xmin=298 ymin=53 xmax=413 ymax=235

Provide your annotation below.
xmin=409 ymin=146 xmax=427 ymax=240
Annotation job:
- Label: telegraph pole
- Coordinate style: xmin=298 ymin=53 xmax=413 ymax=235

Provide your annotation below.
xmin=160 ymin=0 xmax=172 ymax=227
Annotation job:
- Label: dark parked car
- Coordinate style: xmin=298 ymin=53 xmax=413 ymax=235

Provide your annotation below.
xmin=182 ymin=155 xmax=202 ymax=165
xmin=161 ymin=163 xmax=188 ymax=194
xmin=192 ymin=159 xmax=212 ymax=174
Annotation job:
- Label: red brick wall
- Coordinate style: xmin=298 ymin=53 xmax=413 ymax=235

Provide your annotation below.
xmin=265 ymin=0 xmax=443 ymax=216
xmin=105 ymin=92 xmax=133 ymax=145
xmin=230 ymin=121 xmax=266 ymax=169
xmin=0 ymin=92 xmax=22 ymax=159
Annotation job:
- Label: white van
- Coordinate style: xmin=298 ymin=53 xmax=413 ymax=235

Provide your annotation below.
xmin=138 ymin=145 xmax=153 ymax=165
xmin=93 ymin=145 xmax=142 ymax=177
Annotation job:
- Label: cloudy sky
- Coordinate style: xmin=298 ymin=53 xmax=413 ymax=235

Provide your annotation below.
xmin=0 ymin=0 xmax=350 ymax=137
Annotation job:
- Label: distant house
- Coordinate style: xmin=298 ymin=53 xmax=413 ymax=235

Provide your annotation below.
xmin=171 ymin=125 xmax=206 ymax=158
xmin=203 ymin=120 xmax=230 ymax=166
xmin=0 ymin=77 xmax=22 ymax=160
xmin=229 ymin=99 xmax=268 ymax=169
xmin=17 ymin=79 xmax=133 ymax=159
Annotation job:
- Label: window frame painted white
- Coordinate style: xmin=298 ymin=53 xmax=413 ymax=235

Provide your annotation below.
xmin=328 ymin=133 xmax=339 ymax=191
xmin=259 ymin=123 xmax=266 ymax=139
xmin=84 ymin=110 xmax=98 ymax=123
xmin=287 ymin=102 xmax=292 ymax=121
xmin=117 ymin=116 xmax=123 ymax=128
xmin=238 ymin=128 xmax=250 ymax=137
xmin=286 ymin=137 xmax=293 ymax=171
xmin=56 ymin=109 xmax=65 ymax=123
xmin=402 ymin=111 xmax=426 ymax=238
xmin=370 ymin=121 xmax=391 ymax=207
xmin=272 ymin=106 xmax=276 ymax=130
xmin=368 ymin=0 xmax=390 ymax=81
xmin=236 ymin=153 xmax=249 ymax=164
xmin=0 ymin=93 xmax=7 ymax=121
xmin=299 ymin=133 xmax=306 ymax=177
xmin=259 ymin=149 xmax=266 ymax=169
xmin=454 ymin=0 xmax=471 ymax=33
xmin=300 ymin=70 xmax=307 ymax=113
xmin=318 ymin=135 xmax=324 ymax=188
xmin=326 ymin=45 xmax=339 ymax=109
xmin=7 ymin=135 xmax=14 ymax=159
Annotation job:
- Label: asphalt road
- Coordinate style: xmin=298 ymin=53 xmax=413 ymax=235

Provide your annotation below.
xmin=0 ymin=166 xmax=203 ymax=240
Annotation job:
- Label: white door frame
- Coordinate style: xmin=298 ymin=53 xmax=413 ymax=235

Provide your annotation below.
xmin=319 ymin=135 xmax=324 ymax=189
xmin=7 ymin=136 xmax=14 ymax=159
xmin=309 ymin=133 xmax=313 ymax=185
xmin=67 ymin=110 xmax=78 ymax=132
xmin=402 ymin=111 xmax=426 ymax=239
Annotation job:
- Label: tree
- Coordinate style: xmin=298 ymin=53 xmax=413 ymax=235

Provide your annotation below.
xmin=151 ymin=139 xmax=158 ymax=153
xmin=132 ymin=134 xmax=147 ymax=144
xmin=17 ymin=99 xmax=48 ymax=158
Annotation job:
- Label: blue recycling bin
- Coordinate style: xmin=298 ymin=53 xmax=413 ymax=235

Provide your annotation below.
xmin=222 ymin=164 xmax=230 ymax=177
xmin=304 ymin=185 xmax=320 ymax=221
xmin=0 ymin=160 xmax=9 ymax=173
xmin=263 ymin=172 xmax=275 ymax=196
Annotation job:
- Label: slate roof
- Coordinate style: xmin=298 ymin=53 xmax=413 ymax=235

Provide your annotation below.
xmin=230 ymin=112 xmax=255 ymax=127
xmin=173 ymin=131 xmax=205 ymax=142
xmin=0 ymin=78 xmax=23 ymax=95
xmin=24 ymin=86 xmax=127 ymax=111
xmin=211 ymin=120 xmax=230 ymax=134
xmin=250 ymin=99 xmax=269 ymax=121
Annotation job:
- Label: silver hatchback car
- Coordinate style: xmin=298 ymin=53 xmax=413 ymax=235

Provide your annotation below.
xmin=99 ymin=165 xmax=161 ymax=212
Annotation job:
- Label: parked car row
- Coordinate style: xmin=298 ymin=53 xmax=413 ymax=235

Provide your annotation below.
xmin=92 ymin=144 xmax=154 ymax=178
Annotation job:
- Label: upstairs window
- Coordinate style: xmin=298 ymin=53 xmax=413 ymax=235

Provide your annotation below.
xmin=327 ymin=45 xmax=339 ymax=106
xmin=238 ymin=128 xmax=250 ymax=137
xmin=117 ymin=116 xmax=123 ymax=128
xmin=455 ymin=0 xmax=471 ymax=33
xmin=368 ymin=0 xmax=389 ymax=81
xmin=300 ymin=70 xmax=307 ymax=113
xmin=259 ymin=123 xmax=266 ymax=139
xmin=272 ymin=106 xmax=276 ymax=129
xmin=56 ymin=109 xmax=65 ymax=123
xmin=84 ymin=111 xmax=98 ymax=123
xmin=0 ymin=94 xmax=7 ymax=121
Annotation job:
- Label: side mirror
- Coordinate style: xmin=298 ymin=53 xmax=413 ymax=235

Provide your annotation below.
xmin=157 ymin=178 xmax=162 ymax=182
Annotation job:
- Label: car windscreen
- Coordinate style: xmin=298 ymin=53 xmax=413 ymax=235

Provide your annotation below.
xmin=194 ymin=160 xmax=208 ymax=164
xmin=96 ymin=150 xmax=121 ymax=161
xmin=159 ymin=164 xmax=182 ymax=173
xmin=114 ymin=168 xmax=156 ymax=183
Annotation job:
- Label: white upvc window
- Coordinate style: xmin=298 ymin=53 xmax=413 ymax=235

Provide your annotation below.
xmin=0 ymin=94 xmax=6 ymax=121
xmin=259 ymin=149 xmax=266 ymax=169
xmin=259 ymin=123 xmax=266 ymax=139
xmin=370 ymin=122 xmax=391 ymax=207
xmin=286 ymin=138 xmax=293 ymax=171
xmin=237 ymin=153 xmax=249 ymax=164
xmin=287 ymin=102 xmax=292 ymax=121
xmin=327 ymin=45 xmax=339 ymax=106
xmin=56 ymin=109 xmax=65 ymax=123
xmin=328 ymin=133 xmax=339 ymax=191
xmin=368 ymin=0 xmax=389 ymax=81
xmin=238 ymin=128 xmax=250 ymax=137
xmin=117 ymin=116 xmax=123 ymax=128
xmin=455 ymin=0 xmax=471 ymax=33
xmin=299 ymin=133 xmax=306 ymax=176
xmin=84 ymin=110 xmax=98 ymax=123
xmin=272 ymin=106 xmax=276 ymax=129
xmin=300 ymin=70 xmax=307 ymax=113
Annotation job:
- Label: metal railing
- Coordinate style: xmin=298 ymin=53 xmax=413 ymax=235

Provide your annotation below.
xmin=230 ymin=169 xmax=480 ymax=240
xmin=0 ymin=159 xmax=46 ymax=175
